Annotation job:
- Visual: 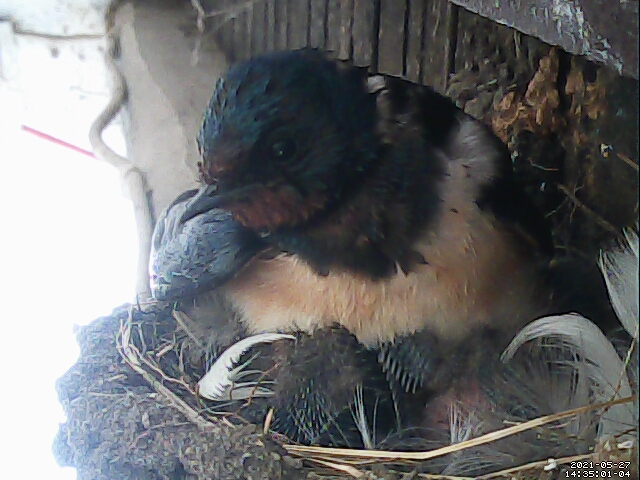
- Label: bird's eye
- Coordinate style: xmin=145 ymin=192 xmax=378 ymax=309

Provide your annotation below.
xmin=270 ymin=138 xmax=297 ymax=162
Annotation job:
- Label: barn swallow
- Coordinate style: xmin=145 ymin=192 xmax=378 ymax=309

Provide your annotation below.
xmin=181 ymin=49 xmax=555 ymax=350
xmin=152 ymin=49 xmax=628 ymax=450
xmin=174 ymin=49 xmax=561 ymax=400
xmin=402 ymin=228 xmax=638 ymax=475
xmin=217 ymin=327 xmax=398 ymax=447
xmin=149 ymin=189 xmax=633 ymax=459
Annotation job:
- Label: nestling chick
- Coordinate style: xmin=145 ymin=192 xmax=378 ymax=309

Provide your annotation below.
xmin=149 ymin=187 xmax=263 ymax=301
xmin=394 ymin=227 xmax=638 ymax=476
xmin=150 ymin=191 xmax=399 ymax=447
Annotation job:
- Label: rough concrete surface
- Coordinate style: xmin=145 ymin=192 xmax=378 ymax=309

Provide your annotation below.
xmin=116 ymin=0 xmax=229 ymax=220
xmin=450 ymin=0 xmax=639 ymax=79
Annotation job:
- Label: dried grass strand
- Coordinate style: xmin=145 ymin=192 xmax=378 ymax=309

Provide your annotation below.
xmin=117 ymin=306 xmax=215 ymax=431
xmin=556 ymin=184 xmax=618 ymax=234
xmin=283 ymin=395 xmax=636 ymax=462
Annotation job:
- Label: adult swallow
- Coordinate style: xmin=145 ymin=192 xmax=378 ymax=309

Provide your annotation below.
xmin=169 ymin=48 xmax=560 ymax=418
xmin=153 ymin=48 xmax=621 ymax=446
xmin=180 ymin=48 xmax=555 ymax=357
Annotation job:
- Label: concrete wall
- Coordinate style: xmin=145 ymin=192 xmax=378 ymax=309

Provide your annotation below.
xmin=114 ymin=1 xmax=229 ymax=220
xmin=1 ymin=0 xmax=231 ymax=297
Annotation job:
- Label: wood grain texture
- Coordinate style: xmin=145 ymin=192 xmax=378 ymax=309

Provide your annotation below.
xmin=351 ymin=0 xmax=375 ymax=67
xmin=232 ymin=11 xmax=247 ymax=60
xmin=288 ymin=0 xmax=310 ymax=49
xmin=325 ymin=0 xmax=341 ymax=53
xmin=251 ymin=0 xmax=266 ymax=57
xmin=309 ymin=0 xmax=327 ymax=49
xmin=274 ymin=0 xmax=288 ymax=50
xmin=337 ymin=0 xmax=353 ymax=60
xmin=264 ymin=0 xmax=276 ymax=51
xmin=244 ymin=4 xmax=254 ymax=59
xmin=421 ymin=0 xmax=456 ymax=92
xmin=377 ymin=0 xmax=406 ymax=76
xmin=405 ymin=0 xmax=425 ymax=82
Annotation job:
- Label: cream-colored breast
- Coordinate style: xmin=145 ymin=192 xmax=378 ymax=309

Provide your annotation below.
xmin=222 ymin=204 xmax=535 ymax=347
xmin=222 ymin=119 xmax=540 ymax=346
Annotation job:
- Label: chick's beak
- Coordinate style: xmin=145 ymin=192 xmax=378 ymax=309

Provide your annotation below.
xmin=178 ymin=184 xmax=222 ymax=224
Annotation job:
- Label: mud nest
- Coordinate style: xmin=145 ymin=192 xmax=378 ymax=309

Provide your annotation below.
xmin=446 ymin=16 xmax=638 ymax=257
xmin=54 ymin=18 xmax=638 ymax=480
xmin=54 ymin=302 xmax=637 ymax=480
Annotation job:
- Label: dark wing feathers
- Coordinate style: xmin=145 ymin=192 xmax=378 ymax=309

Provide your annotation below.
xmin=373 ymin=72 xmax=554 ymax=258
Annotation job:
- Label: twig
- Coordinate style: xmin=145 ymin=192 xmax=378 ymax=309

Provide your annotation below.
xmin=616 ymin=152 xmax=639 ymax=172
xmin=556 ymin=184 xmax=618 ymax=234
xmin=117 ymin=307 xmax=214 ymax=431
xmin=416 ymin=473 xmax=474 ymax=479
xmin=200 ymin=0 xmax=259 ymax=19
xmin=190 ymin=0 xmax=207 ymax=32
xmin=172 ymin=310 xmax=207 ymax=351
xmin=263 ymin=408 xmax=274 ymax=435
xmin=614 ymin=327 xmax=639 ymax=400
xmin=305 ymin=458 xmax=365 ymax=478
xmin=127 ymin=421 xmax=191 ymax=450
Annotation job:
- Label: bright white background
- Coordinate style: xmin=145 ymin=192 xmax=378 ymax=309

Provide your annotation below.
xmin=0 ymin=4 xmax=138 ymax=474
xmin=0 ymin=92 xmax=138 ymax=479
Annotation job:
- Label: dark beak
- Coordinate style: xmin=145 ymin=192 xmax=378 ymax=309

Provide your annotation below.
xmin=179 ymin=184 xmax=222 ymax=224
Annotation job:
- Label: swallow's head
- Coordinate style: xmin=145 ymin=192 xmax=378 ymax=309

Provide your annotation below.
xmin=194 ymin=49 xmax=377 ymax=233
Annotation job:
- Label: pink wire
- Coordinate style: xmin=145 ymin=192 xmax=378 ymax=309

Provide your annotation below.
xmin=21 ymin=125 xmax=96 ymax=158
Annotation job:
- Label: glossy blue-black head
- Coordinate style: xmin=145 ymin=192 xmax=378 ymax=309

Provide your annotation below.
xmin=196 ymin=49 xmax=378 ymax=232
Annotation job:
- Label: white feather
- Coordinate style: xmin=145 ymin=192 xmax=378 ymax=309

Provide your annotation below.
xmin=351 ymin=384 xmax=374 ymax=449
xmin=599 ymin=227 xmax=639 ymax=337
xmin=502 ymin=314 xmax=635 ymax=438
xmin=449 ymin=402 xmax=481 ymax=445
xmin=197 ymin=333 xmax=295 ymax=401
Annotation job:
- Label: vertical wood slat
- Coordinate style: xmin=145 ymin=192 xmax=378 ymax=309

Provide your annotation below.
xmin=223 ymin=17 xmax=236 ymax=61
xmin=274 ymin=0 xmax=288 ymax=50
xmin=421 ymin=0 xmax=456 ymax=92
xmin=251 ymin=0 xmax=266 ymax=57
xmin=214 ymin=7 xmax=235 ymax=61
xmin=240 ymin=2 xmax=254 ymax=60
xmin=325 ymin=0 xmax=341 ymax=53
xmin=288 ymin=0 xmax=310 ymax=49
xmin=217 ymin=0 xmax=459 ymax=93
xmin=265 ymin=0 xmax=276 ymax=52
xmin=233 ymin=10 xmax=247 ymax=61
xmin=337 ymin=0 xmax=353 ymax=60
xmin=309 ymin=0 xmax=327 ymax=49
xmin=455 ymin=7 xmax=496 ymax=73
xmin=405 ymin=0 xmax=425 ymax=82
xmin=377 ymin=0 xmax=406 ymax=76
xmin=352 ymin=0 xmax=375 ymax=67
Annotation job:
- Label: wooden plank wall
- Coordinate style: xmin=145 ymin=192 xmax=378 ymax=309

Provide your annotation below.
xmin=212 ymin=0 xmax=463 ymax=93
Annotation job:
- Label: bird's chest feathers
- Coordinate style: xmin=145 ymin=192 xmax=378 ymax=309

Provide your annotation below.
xmin=221 ymin=182 xmax=534 ymax=347
xmin=221 ymin=119 xmax=538 ymax=346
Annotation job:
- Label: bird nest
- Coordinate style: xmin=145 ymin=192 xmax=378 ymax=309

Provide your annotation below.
xmin=53 ymin=298 xmax=637 ymax=479
xmin=54 ymin=25 xmax=638 ymax=480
